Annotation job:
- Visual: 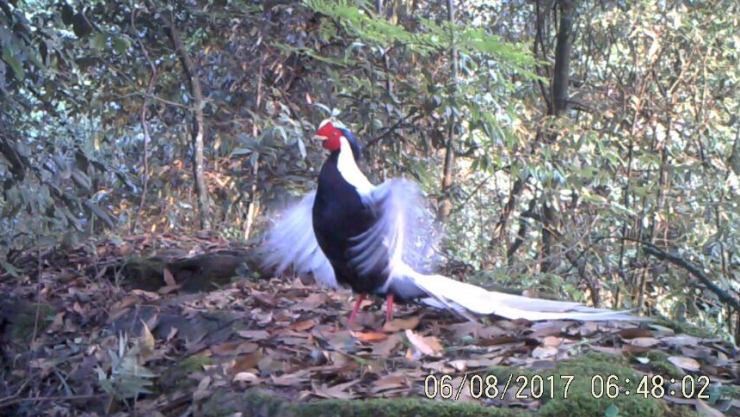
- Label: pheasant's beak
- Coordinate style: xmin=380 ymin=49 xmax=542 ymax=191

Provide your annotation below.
xmin=312 ymin=135 xmax=328 ymax=141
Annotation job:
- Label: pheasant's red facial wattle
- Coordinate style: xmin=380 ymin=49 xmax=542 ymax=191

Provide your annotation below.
xmin=315 ymin=122 xmax=342 ymax=151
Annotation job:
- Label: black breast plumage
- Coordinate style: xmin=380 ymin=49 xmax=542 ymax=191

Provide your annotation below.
xmin=311 ymin=152 xmax=390 ymax=294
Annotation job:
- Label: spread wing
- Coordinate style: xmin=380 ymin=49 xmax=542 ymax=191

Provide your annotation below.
xmin=346 ymin=179 xmax=435 ymax=286
xmin=261 ymin=191 xmax=338 ymax=288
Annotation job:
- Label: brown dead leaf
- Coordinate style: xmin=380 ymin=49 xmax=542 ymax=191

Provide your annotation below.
xmin=294 ymin=293 xmax=326 ymax=310
xmin=621 ymin=344 xmax=651 ymax=355
xmin=271 ymin=370 xmax=309 ymax=387
xmin=289 ymin=319 xmax=316 ymax=331
xmin=140 ymin=320 xmax=156 ymax=350
xmin=252 ymin=291 xmax=277 ymax=308
xmin=210 ymin=341 xmax=258 ymax=357
xmin=165 ymin=326 xmax=178 ymax=343
xmin=575 ymin=321 xmax=601 ymax=337
xmin=351 ymin=331 xmax=388 ymax=343
xmin=449 ymin=360 xmax=467 ymax=372
xmin=372 ymin=335 xmax=401 ymax=356
xmin=448 ymin=321 xmax=485 ymax=338
xmin=530 ymin=321 xmax=568 ymax=337
xmin=110 ymin=296 xmax=138 ymax=315
xmin=163 ymin=268 xmax=177 ymax=286
xmin=383 ymin=316 xmax=420 ymax=332
xmin=422 ymin=361 xmax=455 ymax=373
xmin=626 ymin=337 xmax=661 ymax=347
xmin=542 ymin=336 xmax=562 ymax=347
xmin=372 ymin=374 xmax=409 ymax=393
xmin=405 ymin=330 xmax=443 ymax=357
xmin=233 ymin=350 xmax=262 ymax=374
xmin=478 ymin=336 xmax=519 ymax=346
xmin=618 ymin=328 xmax=654 ymax=339
xmin=73 ymin=301 xmax=84 ymax=314
xmin=668 ymin=356 xmax=700 ymax=372
xmin=327 ymin=351 xmax=353 ymax=367
xmin=158 ymin=285 xmax=179 ymax=295
xmin=466 ymin=357 xmax=503 ymax=368
xmin=532 ymin=346 xmax=558 ymax=359
xmin=193 ymin=375 xmax=212 ymax=402
xmin=48 ymin=312 xmax=65 ymax=332
xmin=312 ymin=380 xmax=359 ymax=399
xmin=237 ymin=330 xmax=270 ymax=340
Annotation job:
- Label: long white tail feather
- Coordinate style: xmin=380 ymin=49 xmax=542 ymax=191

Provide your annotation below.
xmin=391 ymin=264 xmax=643 ymax=321
xmin=262 ymin=189 xmax=645 ymax=322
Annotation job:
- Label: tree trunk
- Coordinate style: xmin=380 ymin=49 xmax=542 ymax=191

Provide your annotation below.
xmin=437 ymin=0 xmax=458 ymax=224
xmin=167 ymin=18 xmax=211 ymax=230
xmin=541 ymin=0 xmax=574 ymax=273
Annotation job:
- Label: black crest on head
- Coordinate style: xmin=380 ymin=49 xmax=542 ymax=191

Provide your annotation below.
xmin=337 ymin=127 xmax=363 ymax=162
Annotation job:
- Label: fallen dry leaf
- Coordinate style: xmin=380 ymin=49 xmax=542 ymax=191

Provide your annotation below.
xmin=466 ymin=357 xmax=503 ymax=368
xmin=448 ymin=359 xmax=467 ymax=371
xmin=210 ymin=342 xmax=258 ymax=356
xmin=312 ymin=380 xmax=359 ymax=399
xmin=237 ymin=330 xmax=270 ymax=340
xmin=372 ymin=374 xmax=409 ymax=393
xmin=163 ymin=268 xmax=177 ymax=287
xmin=532 ymin=346 xmax=558 ymax=359
xmin=233 ymin=372 xmax=259 ymax=383
xmin=289 ymin=319 xmax=316 ymax=331
xmin=621 ymin=344 xmax=652 ymax=355
xmin=530 ymin=321 xmax=568 ymax=337
xmin=351 ymin=331 xmax=388 ymax=343
xmin=140 ymin=320 xmax=156 ymax=350
xmin=626 ymin=337 xmax=661 ymax=347
xmin=371 ymin=334 xmax=401 ymax=356
xmin=383 ymin=316 xmax=420 ymax=332
xmin=193 ymin=375 xmax=212 ymax=402
xmin=232 ymin=350 xmax=262 ymax=373
xmin=405 ymin=330 xmax=443 ymax=357
xmin=542 ymin=336 xmax=562 ymax=347
xmin=618 ymin=328 xmax=654 ymax=339
xmin=293 ymin=293 xmax=326 ymax=310
xmin=478 ymin=335 xmax=519 ymax=346
xmin=271 ymin=370 xmax=309 ymax=387
xmin=668 ymin=356 xmax=700 ymax=372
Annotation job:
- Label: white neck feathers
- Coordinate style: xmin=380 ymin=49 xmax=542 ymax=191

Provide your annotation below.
xmin=336 ymin=136 xmax=375 ymax=196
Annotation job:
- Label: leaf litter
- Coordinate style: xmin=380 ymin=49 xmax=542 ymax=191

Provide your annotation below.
xmin=0 ymin=233 xmax=738 ymax=416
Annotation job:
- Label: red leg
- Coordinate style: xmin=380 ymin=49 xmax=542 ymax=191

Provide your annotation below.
xmin=385 ymin=293 xmax=394 ymax=323
xmin=348 ymin=294 xmax=366 ymax=325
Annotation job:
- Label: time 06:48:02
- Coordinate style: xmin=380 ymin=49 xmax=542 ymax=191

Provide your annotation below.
xmin=592 ymin=374 xmax=711 ymax=399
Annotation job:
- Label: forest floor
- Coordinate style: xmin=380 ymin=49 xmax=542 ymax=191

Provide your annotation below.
xmin=0 ymin=233 xmax=738 ymax=417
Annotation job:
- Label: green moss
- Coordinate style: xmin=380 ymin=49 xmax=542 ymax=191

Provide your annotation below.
xmin=299 ymin=398 xmax=523 ymax=417
xmin=200 ymin=389 xmax=529 ymax=417
xmin=537 ymin=353 xmax=664 ymax=417
xmin=158 ymin=355 xmax=214 ymax=391
xmin=645 ymin=350 xmax=684 ymax=380
xmin=665 ymin=405 xmax=703 ymax=417
xmin=4 ymin=301 xmax=57 ymax=344
xmin=480 ymin=353 xmax=665 ymax=417
xmin=119 ymin=257 xmax=166 ymax=291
